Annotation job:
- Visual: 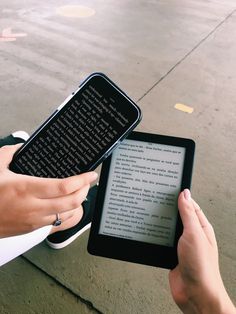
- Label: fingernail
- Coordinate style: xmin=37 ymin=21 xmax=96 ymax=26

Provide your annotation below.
xmin=183 ymin=189 xmax=191 ymax=201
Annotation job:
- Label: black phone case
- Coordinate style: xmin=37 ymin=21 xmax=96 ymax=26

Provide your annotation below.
xmin=10 ymin=73 xmax=142 ymax=177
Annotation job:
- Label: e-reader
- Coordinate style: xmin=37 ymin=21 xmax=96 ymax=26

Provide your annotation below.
xmin=88 ymin=131 xmax=195 ymax=269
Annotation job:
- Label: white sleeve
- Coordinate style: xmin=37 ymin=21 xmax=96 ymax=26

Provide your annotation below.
xmin=0 ymin=225 xmax=52 ymax=267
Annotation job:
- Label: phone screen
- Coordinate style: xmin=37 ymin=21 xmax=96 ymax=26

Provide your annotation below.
xmin=98 ymin=139 xmax=186 ymax=247
xmin=10 ymin=74 xmax=141 ymax=178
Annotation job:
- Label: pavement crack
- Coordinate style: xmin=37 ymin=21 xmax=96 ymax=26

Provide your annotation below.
xmin=22 ymin=256 xmax=104 ymax=314
xmin=137 ymin=8 xmax=236 ymax=103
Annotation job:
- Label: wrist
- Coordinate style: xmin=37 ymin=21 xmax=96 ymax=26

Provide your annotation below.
xmin=187 ymin=285 xmax=236 ymax=314
xmin=211 ymin=290 xmax=236 ymax=314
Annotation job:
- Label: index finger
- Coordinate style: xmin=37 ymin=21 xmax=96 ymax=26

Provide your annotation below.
xmin=0 ymin=144 xmax=22 ymax=170
xmin=193 ymin=202 xmax=217 ymax=247
xmin=18 ymin=171 xmax=98 ymax=199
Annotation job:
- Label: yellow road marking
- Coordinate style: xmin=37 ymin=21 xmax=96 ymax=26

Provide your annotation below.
xmin=174 ymin=103 xmax=194 ymax=114
xmin=56 ymin=5 xmax=95 ymax=18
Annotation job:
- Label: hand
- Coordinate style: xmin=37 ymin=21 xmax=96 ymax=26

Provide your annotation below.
xmin=0 ymin=145 xmax=98 ymax=237
xmin=169 ymin=189 xmax=236 ymax=314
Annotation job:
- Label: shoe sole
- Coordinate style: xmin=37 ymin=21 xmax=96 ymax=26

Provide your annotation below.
xmin=46 ymin=223 xmax=91 ymax=249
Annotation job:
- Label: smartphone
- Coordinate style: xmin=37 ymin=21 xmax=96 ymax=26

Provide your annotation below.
xmin=9 ymin=73 xmax=142 ymax=178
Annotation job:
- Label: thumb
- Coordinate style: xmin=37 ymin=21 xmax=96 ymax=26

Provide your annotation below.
xmin=0 ymin=144 xmax=22 ymax=169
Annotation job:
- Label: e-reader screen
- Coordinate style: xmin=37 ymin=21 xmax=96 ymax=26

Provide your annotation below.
xmin=88 ymin=132 xmax=195 ymax=269
xmin=99 ymin=140 xmax=185 ymax=247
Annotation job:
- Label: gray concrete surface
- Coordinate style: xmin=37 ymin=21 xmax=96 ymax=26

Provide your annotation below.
xmin=0 ymin=1 xmax=236 ymax=313
xmin=0 ymin=258 xmax=96 ymax=314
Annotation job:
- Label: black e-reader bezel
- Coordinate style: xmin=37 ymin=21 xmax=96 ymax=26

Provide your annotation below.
xmin=88 ymin=131 xmax=195 ymax=269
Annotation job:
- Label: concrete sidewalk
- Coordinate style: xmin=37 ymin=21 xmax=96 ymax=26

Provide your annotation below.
xmin=0 ymin=1 xmax=236 ymax=313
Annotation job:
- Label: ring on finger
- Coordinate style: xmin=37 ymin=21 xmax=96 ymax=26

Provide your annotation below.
xmin=53 ymin=213 xmax=62 ymax=226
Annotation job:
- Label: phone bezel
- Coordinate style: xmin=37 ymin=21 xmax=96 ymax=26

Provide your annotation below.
xmin=88 ymin=131 xmax=195 ymax=269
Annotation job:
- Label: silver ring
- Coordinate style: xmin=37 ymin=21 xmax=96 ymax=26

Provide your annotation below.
xmin=53 ymin=213 xmax=62 ymax=226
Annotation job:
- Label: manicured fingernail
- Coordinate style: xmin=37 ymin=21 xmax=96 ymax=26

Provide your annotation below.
xmin=184 ymin=189 xmax=191 ymax=201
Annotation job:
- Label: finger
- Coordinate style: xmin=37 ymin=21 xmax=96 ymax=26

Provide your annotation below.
xmin=17 ymin=171 xmax=98 ymax=199
xmin=193 ymin=203 xmax=217 ymax=247
xmin=0 ymin=144 xmax=22 ymax=169
xmin=40 ymin=184 xmax=90 ymax=215
xmin=191 ymin=197 xmax=211 ymax=230
xmin=191 ymin=198 xmax=201 ymax=211
xmin=178 ymin=189 xmax=203 ymax=232
xmin=46 ymin=207 xmax=77 ymax=226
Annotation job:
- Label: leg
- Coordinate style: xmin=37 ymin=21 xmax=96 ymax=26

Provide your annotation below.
xmin=0 ymin=225 xmax=51 ymax=267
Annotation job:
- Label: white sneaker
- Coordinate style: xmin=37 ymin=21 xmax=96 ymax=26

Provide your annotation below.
xmin=12 ymin=131 xmax=30 ymax=142
xmin=0 ymin=131 xmax=30 ymax=147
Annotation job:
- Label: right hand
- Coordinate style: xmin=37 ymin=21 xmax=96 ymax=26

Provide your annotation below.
xmin=169 ymin=189 xmax=236 ymax=314
xmin=0 ymin=145 xmax=98 ymax=237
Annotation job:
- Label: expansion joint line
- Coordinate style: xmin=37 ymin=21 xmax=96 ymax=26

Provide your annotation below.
xmin=137 ymin=8 xmax=236 ymax=103
xmin=22 ymin=256 xmax=104 ymax=314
